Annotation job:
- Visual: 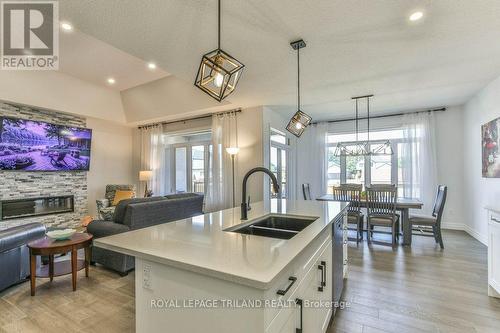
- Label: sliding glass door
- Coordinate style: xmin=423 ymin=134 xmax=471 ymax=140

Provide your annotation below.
xmin=172 ymin=142 xmax=210 ymax=194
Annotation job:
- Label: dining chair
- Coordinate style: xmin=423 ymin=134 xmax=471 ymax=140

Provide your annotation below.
xmin=409 ymin=185 xmax=447 ymax=249
xmin=366 ymin=184 xmax=399 ymax=247
xmin=302 ymin=183 xmax=312 ymax=200
xmin=331 ymin=184 xmax=364 ymax=244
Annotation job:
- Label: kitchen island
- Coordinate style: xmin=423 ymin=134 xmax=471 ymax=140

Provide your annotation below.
xmin=94 ymin=199 xmax=348 ymax=333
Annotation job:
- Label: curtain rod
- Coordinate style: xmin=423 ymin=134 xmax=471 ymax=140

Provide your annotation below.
xmin=313 ymin=107 xmax=446 ymax=124
xmin=137 ymin=109 xmax=241 ymax=129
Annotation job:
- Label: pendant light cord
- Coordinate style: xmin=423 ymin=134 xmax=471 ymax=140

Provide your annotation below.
xmin=297 ymin=47 xmax=300 ymax=110
xmin=218 ymin=0 xmax=221 ymax=49
xmin=367 ymin=96 xmax=370 ymax=142
xmin=355 ymin=99 xmax=359 ymax=141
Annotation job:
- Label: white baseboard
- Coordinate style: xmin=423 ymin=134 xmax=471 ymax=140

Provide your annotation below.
xmin=464 ymin=224 xmax=488 ymax=246
xmin=441 ymin=221 xmax=488 ymax=246
xmin=441 ymin=222 xmax=466 ymax=230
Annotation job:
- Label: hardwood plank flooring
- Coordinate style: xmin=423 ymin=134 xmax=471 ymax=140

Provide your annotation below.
xmin=0 ymin=230 xmax=497 ymax=333
xmin=0 ymin=263 xmax=134 ymax=333
xmin=329 ymin=230 xmax=500 ymax=333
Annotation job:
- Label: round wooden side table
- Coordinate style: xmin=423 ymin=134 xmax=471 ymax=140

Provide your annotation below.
xmin=28 ymin=233 xmax=93 ymax=296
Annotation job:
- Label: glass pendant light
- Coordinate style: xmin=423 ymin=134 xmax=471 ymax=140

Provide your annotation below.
xmin=286 ymin=39 xmax=312 ymax=137
xmin=194 ymin=0 xmax=245 ymax=102
xmin=334 ymin=95 xmax=393 ymax=156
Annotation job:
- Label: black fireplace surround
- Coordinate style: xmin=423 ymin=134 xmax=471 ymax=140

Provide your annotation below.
xmin=0 ymin=195 xmax=74 ymax=220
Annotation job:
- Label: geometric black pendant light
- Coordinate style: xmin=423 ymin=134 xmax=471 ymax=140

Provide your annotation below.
xmin=286 ymin=39 xmax=312 ymax=137
xmin=194 ymin=0 xmax=245 ymax=102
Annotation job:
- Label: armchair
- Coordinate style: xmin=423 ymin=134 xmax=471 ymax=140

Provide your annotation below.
xmin=96 ymin=184 xmax=136 ymax=220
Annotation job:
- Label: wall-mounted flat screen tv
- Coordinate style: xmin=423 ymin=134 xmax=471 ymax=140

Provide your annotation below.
xmin=0 ymin=117 xmax=92 ymax=171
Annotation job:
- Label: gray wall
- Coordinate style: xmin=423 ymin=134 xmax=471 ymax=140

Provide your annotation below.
xmin=0 ymin=101 xmax=88 ymax=230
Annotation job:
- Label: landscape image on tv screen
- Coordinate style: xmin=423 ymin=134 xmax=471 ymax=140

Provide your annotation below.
xmin=0 ymin=117 xmax=92 ymax=171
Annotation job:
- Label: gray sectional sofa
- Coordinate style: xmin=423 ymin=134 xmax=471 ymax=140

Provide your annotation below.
xmin=87 ymin=193 xmax=204 ymax=275
xmin=0 ymin=222 xmax=46 ymax=292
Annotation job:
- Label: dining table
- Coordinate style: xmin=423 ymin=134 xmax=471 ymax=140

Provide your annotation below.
xmin=316 ymin=194 xmax=423 ymax=246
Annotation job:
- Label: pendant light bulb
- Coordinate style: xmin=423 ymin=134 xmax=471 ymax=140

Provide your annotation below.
xmin=214 ymin=72 xmax=224 ymax=87
xmin=295 ymin=122 xmax=303 ymax=130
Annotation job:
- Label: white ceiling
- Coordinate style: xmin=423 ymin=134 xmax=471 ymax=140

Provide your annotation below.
xmin=59 ymin=0 xmax=500 ymax=122
xmin=59 ymin=28 xmax=169 ymax=91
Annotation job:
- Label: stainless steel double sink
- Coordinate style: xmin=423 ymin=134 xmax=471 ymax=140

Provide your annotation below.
xmin=224 ymin=214 xmax=319 ymax=240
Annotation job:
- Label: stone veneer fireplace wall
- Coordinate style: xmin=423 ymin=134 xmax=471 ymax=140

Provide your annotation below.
xmin=0 ymin=101 xmax=88 ymax=231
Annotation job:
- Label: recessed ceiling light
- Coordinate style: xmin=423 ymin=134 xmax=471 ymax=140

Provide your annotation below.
xmin=147 ymin=62 xmax=157 ymax=70
xmin=107 ymin=78 xmax=116 ymax=85
xmin=409 ymin=11 xmax=424 ymax=21
xmin=60 ymin=22 xmax=73 ymax=31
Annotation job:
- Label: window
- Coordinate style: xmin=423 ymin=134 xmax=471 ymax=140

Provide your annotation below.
xmin=270 ymin=128 xmax=289 ymax=198
xmin=191 ymin=145 xmax=205 ymax=193
xmin=168 ymin=132 xmax=211 ymax=194
xmin=175 ymin=147 xmax=187 ymax=192
xmin=327 ymin=129 xmax=405 ymax=195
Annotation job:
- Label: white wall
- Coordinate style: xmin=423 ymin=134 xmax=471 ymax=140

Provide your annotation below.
xmin=234 ymin=107 xmax=264 ymax=204
xmin=434 ymin=107 xmax=465 ymax=229
xmin=0 ymin=70 xmax=126 ymax=123
xmin=120 ymin=76 xmax=226 ymax=125
xmin=463 ymin=75 xmax=500 ymax=244
xmin=87 ymin=117 xmax=135 ymax=217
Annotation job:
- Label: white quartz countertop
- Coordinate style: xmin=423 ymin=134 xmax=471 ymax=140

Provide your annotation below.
xmin=94 ymin=199 xmax=347 ymax=289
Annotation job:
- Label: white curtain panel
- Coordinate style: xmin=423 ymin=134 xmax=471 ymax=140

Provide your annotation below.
xmin=296 ymin=122 xmax=328 ymax=200
xmin=401 ymin=112 xmax=438 ymax=215
xmin=205 ymin=112 xmax=238 ymax=212
xmin=140 ymin=125 xmax=168 ymax=196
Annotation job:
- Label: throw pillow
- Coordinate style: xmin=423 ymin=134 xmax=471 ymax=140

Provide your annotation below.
xmin=112 ymin=190 xmax=135 ymax=206
xmin=81 ymin=215 xmax=93 ymax=227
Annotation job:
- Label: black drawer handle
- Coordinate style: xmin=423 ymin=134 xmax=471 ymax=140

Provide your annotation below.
xmin=322 ymin=260 xmax=327 ymax=287
xmin=296 ymin=298 xmax=303 ymax=333
xmin=277 ymin=276 xmax=297 ymax=296
xmin=317 ymin=260 xmax=326 ymax=291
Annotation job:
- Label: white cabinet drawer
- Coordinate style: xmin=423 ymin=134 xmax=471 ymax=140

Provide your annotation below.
xmin=267 ymin=241 xmax=333 ymax=333
xmin=264 ymin=227 xmax=331 ymax=328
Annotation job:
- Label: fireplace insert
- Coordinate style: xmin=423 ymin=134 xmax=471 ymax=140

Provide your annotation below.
xmin=0 ymin=195 xmax=74 ymax=220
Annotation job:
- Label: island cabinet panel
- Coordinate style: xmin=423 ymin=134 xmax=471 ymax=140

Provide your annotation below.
xmin=264 ymin=227 xmax=332 ymax=327
xmin=266 ymin=241 xmax=333 ymax=333
xmin=135 ymin=258 xmax=266 ymax=333
xmin=134 ymin=226 xmax=337 ymax=333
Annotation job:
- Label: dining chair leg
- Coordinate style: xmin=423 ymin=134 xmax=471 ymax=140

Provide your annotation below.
xmin=359 ymin=219 xmax=364 ymax=241
xmin=436 ymin=227 xmax=444 ymax=249
xmin=367 ymin=219 xmax=371 ymax=243
xmin=392 ymin=225 xmax=397 ymax=247
xmin=432 ymin=226 xmax=439 ymax=243
xmin=397 ymin=220 xmax=400 ymax=240
xmin=356 ymin=222 xmax=359 ymax=245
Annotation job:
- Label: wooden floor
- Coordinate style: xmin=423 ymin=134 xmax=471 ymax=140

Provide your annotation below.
xmin=0 ymin=230 xmax=498 ymax=333
xmin=329 ymin=230 xmax=500 ymax=333
xmin=0 ymin=262 xmax=135 ymax=332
